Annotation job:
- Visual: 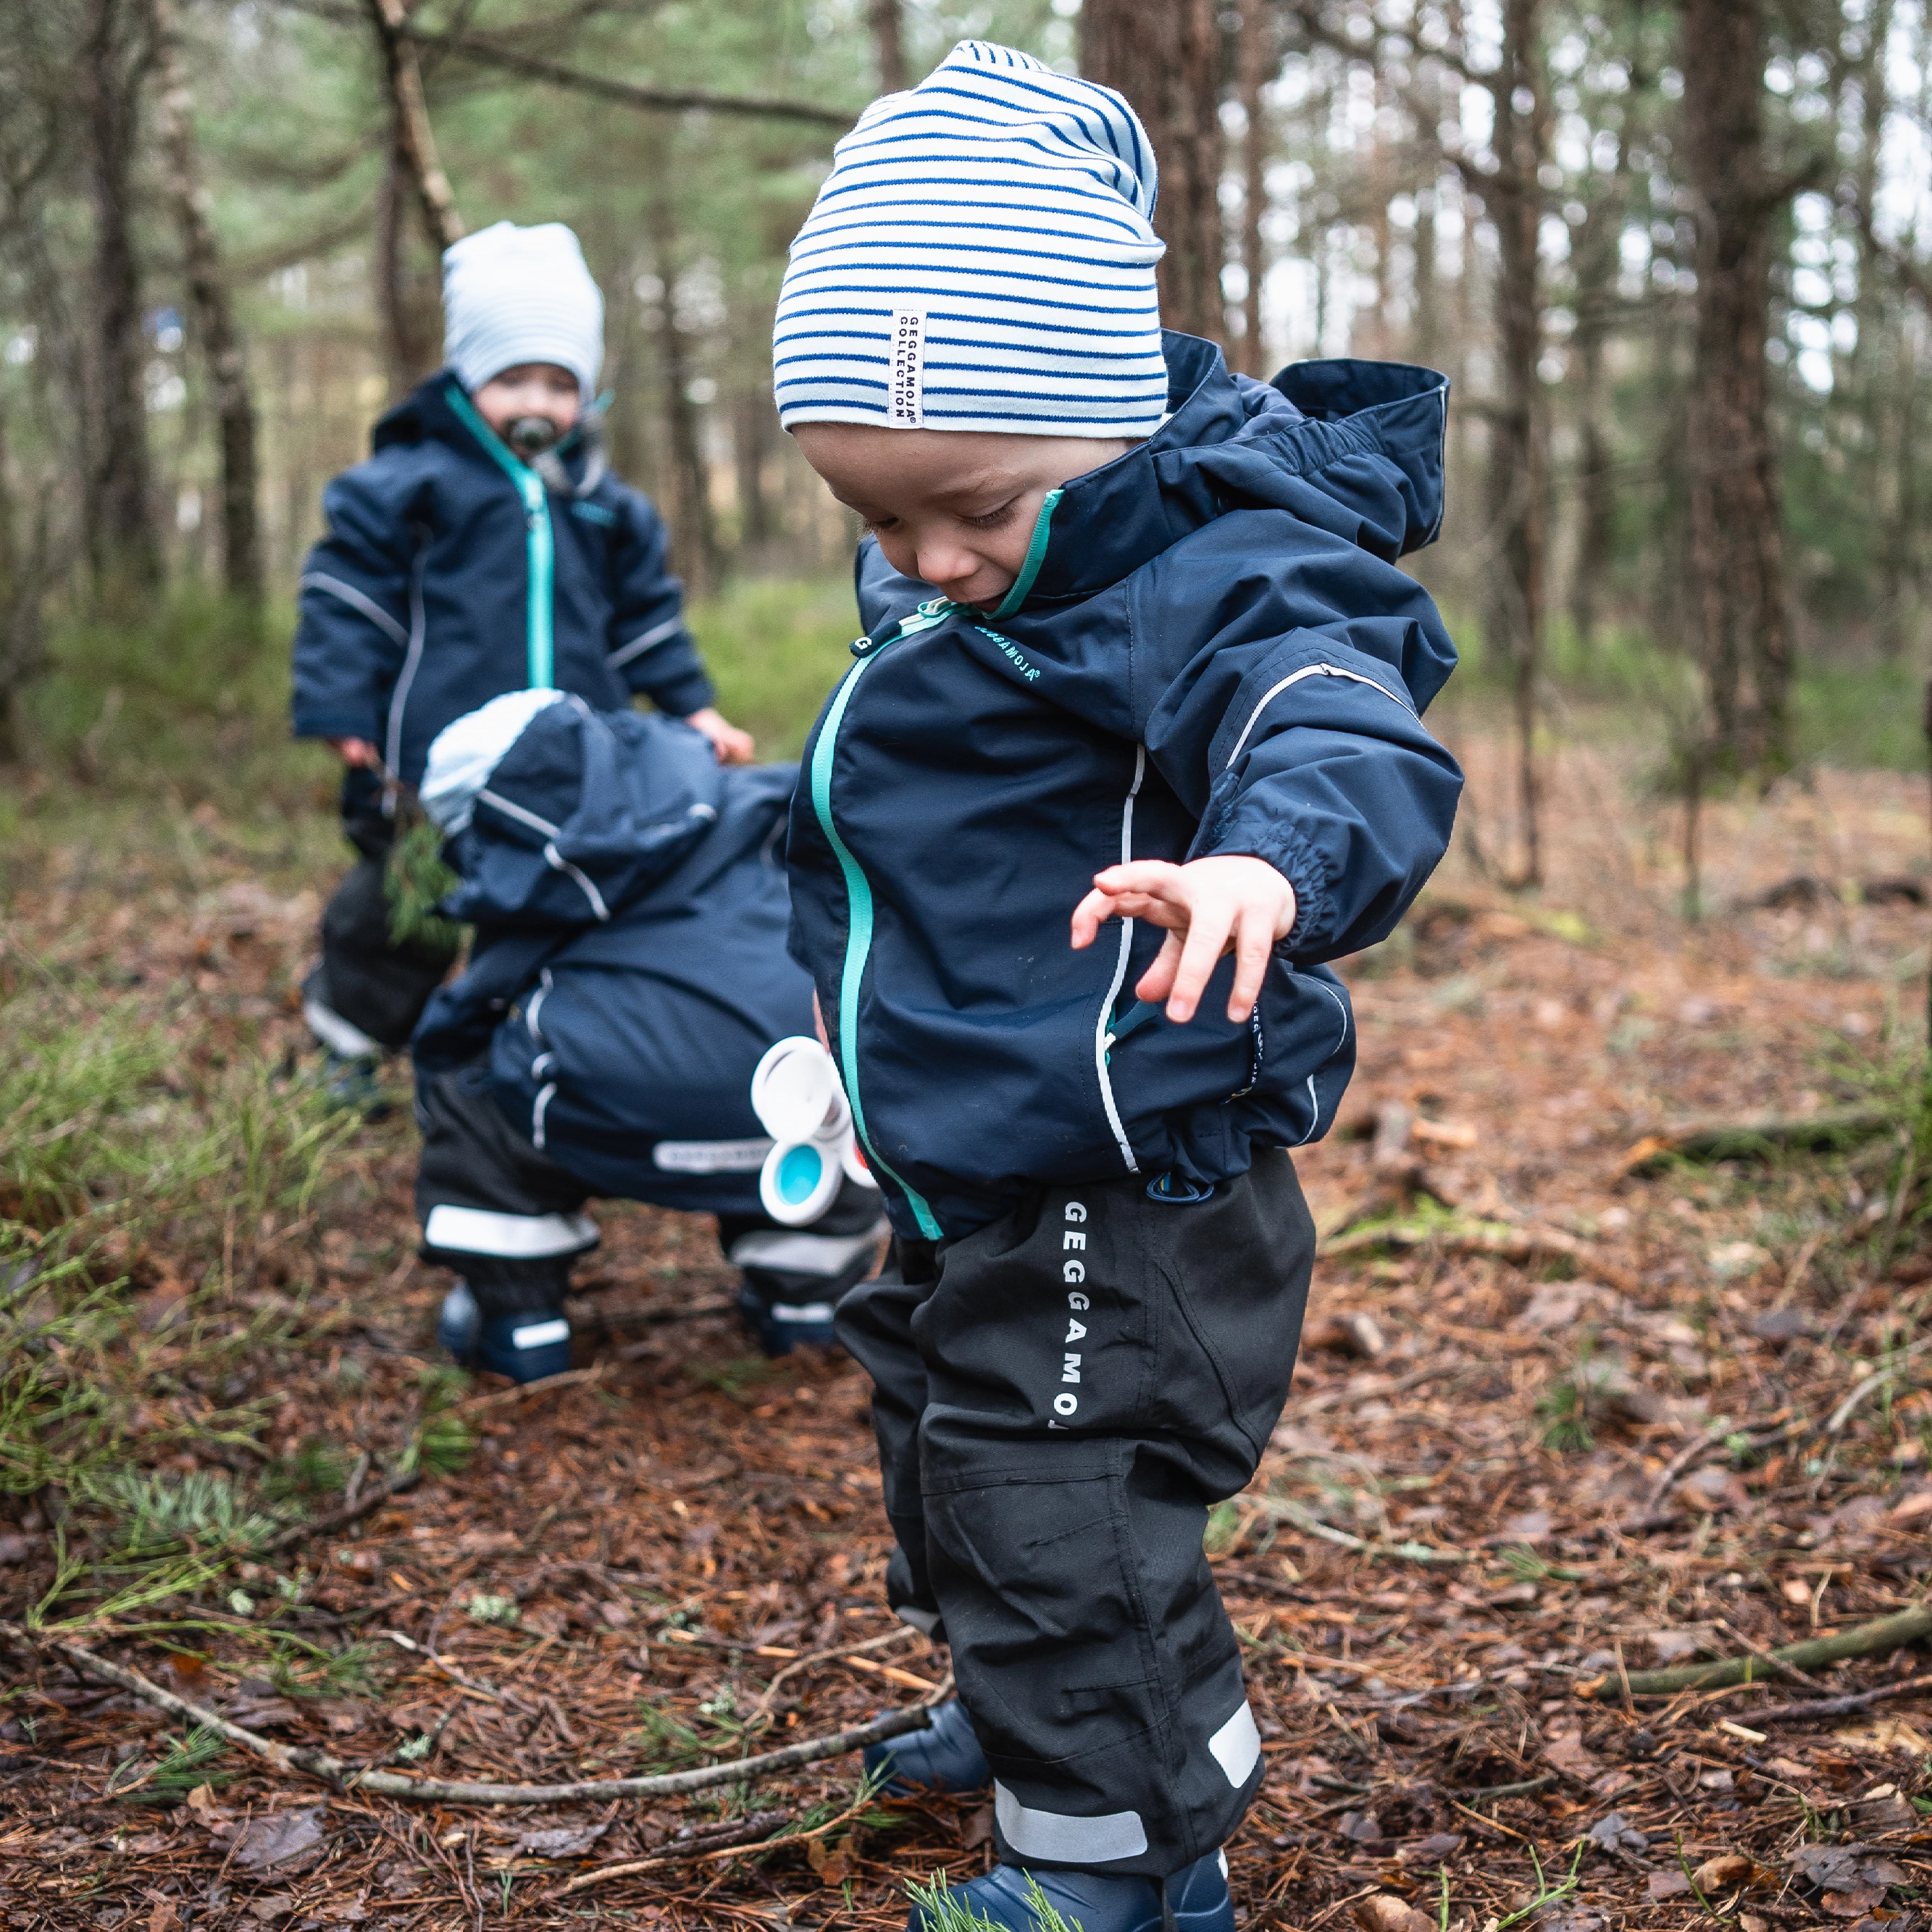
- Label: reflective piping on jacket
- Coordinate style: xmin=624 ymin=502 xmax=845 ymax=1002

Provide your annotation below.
xmin=607 ymin=615 xmax=684 ymax=669
xmin=729 ymin=1226 xmax=887 ymax=1277
xmin=1093 ymin=743 xmax=1145 ymax=1176
xmin=524 ymin=969 xmax=553 ymax=1042
xmin=303 ymin=996 xmax=381 ymax=1061
xmin=986 ymin=487 xmax=1062 ymax=619
xmin=531 ymin=1081 xmax=559 ymax=1150
xmin=992 ymin=1783 xmax=1147 ymax=1863
xmin=301 ymin=572 xmax=407 ymax=648
xmin=810 ymin=649 xmax=943 ymax=1240
xmin=444 ymin=382 xmax=556 ymax=689
xmin=1223 ymin=661 xmax=1414 ymax=770
xmin=1295 ymin=974 xmax=1352 ymax=1145
xmin=422 ymin=1204 xmax=598 ymax=1258
xmin=542 ymin=840 xmax=610 ymax=921
xmin=1208 ymin=1701 xmax=1263 ymax=1788
xmin=476 ymin=787 xmax=562 ymax=839
xmin=377 ymin=536 xmax=431 ymax=785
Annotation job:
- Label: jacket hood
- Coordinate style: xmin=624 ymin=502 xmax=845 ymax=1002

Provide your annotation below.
xmin=1014 ymin=333 xmax=1447 ymax=611
xmin=443 ymin=699 xmax=729 ymax=929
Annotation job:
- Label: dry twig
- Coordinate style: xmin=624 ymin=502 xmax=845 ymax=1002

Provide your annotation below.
xmin=0 ymin=1616 xmax=950 ymax=1806
xmin=1578 ymin=1603 xmax=1932 ymax=1699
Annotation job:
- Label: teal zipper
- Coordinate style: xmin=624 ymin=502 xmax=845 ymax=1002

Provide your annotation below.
xmin=811 ymin=486 xmax=1064 ymax=1237
xmin=446 ymin=382 xmax=556 ymax=688
xmin=810 ymin=645 xmax=943 ymax=1240
xmin=988 ymin=486 xmax=1061 ymax=619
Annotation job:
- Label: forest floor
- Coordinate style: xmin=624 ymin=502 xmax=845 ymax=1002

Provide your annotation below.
xmin=4 ymin=728 xmax=1932 ymax=1932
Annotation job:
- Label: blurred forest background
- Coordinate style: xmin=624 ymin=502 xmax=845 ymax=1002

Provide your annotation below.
xmin=1 ymin=0 xmax=1931 ymax=878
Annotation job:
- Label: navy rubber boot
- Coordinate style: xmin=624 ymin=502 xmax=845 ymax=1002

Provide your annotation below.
xmin=317 ymin=1048 xmax=389 ymax=1120
xmin=436 ymin=1281 xmax=481 ymax=1363
xmin=737 ymin=1286 xmax=839 ymax=1358
xmin=473 ymin=1309 xmax=572 ymax=1383
xmin=908 ymin=1849 xmax=1232 ymax=1932
xmin=865 ymin=1698 xmax=990 ymax=1796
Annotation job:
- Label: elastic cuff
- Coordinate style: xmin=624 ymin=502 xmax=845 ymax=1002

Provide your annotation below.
xmin=1208 ymin=827 xmax=1331 ymax=955
xmin=648 ymin=669 xmax=716 ymax=718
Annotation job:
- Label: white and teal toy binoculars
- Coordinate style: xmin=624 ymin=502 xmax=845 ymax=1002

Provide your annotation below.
xmin=750 ymin=1036 xmax=876 ymax=1226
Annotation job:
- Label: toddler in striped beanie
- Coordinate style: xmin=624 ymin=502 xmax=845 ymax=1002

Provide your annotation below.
xmin=778 ymin=38 xmax=1169 ymax=611
xmin=777 ymin=37 xmax=1465 ymax=1932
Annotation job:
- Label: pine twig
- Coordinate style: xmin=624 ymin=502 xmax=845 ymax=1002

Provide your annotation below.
xmin=1747 ymin=1670 xmax=1932 ymax=1726
xmin=0 ymin=1617 xmax=951 ymax=1806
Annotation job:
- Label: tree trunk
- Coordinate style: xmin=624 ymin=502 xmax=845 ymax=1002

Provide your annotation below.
xmin=375 ymin=106 xmax=439 ymax=398
xmin=363 ymin=0 xmax=464 ymax=254
xmin=1236 ymin=0 xmax=1271 ymax=374
xmin=1081 ymin=0 xmax=1226 ymax=346
xmin=1476 ymin=0 xmax=1547 ymax=886
xmin=1679 ymin=0 xmax=1792 ymax=774
xmin=147 ymin=0 xmax=262 ymax=611
xmin=78 ymin=0 xmax=162 ymax=593
xmin=0 ymin=402 xmax=51 ymax=765
xmin=650 ymin=207 xmax=720 ymax=598
xmin=735 ymin=390 xmax=775 ymax=551
xmin=1568 ymin=188 xmax=1623 ymax=653
xmin=870 ymin=0 xmax=909 ymax=93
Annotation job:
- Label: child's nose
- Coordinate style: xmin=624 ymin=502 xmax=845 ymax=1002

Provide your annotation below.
xmin=916 ymin=537 xmax=981 ymax=592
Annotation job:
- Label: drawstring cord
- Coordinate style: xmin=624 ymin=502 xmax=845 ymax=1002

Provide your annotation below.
xmin=1157 ymin=1873 xmax=1179 ymax=1932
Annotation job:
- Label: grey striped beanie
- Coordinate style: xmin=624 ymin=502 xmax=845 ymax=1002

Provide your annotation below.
xmin=443 ymin=222 xmax=604 ymax=398
xmin=774 ymin=40 xmax=1167 ymax=439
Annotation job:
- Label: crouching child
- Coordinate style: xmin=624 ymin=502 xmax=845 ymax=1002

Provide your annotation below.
xmin=409 ymin=692 xmax=883 ymax=1382
xmin=290 ymin=220 xmax=751 ymax=1103
xmin=773 ymin=41 xmax=1464 ymax=1932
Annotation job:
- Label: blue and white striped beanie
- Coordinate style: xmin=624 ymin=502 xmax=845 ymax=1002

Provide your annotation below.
xmin=774 ymin=41 xmax=1166 ymax=439
xmin=443 ymin=222 xmax=603 ymax=398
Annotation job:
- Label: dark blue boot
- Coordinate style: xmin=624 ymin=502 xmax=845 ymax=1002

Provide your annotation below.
xmin=737 ymin=1285 xmax=840 ymax=1357
xmin=908 ymin=1849 xmax=1232 ymax=1932
xmin=866 ymin=1697 xmax=990 ymax=1795
xmin=471 ymin=1309 xmax=572 ymax=1383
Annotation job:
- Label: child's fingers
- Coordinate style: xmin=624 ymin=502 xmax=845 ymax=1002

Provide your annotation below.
xmin=1134 ymin=929 xmax=1187 ymax=1005
xmin=1090 ymin=860 xmax=1183 ymax=901
xmin=1161 ymin=895 xmax=1235 ymax=1023
xmin=1069 ymin=885 xmax=1121 ymax=949
xmin=1225 ymin=902 xmax=1275 ymax=1023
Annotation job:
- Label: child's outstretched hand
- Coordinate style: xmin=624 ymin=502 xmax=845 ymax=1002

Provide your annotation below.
xmin=326 ymin=737 xmax=380 ymax=769
xmin=684 ymin=706 xmax=756 ymax=765
xmin=1071 ymin=855 xmax=1297 ymax=1026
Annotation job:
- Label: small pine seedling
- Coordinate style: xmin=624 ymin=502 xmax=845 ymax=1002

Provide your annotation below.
xmin=903 ymin=1870 xmax=1087 ymax=1932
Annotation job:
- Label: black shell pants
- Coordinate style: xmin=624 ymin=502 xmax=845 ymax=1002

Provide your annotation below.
xmin=834 ymin=1149 xmax=1314 ymax=1879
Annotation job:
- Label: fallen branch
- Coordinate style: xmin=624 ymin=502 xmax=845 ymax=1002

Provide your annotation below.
xmin=1252 ymin=1496 xmax=1476 ymax=1566
xmin=1746 ymin=1670 xmax=1932 ymax=1726
xmin=1826 ymin=1334 xmax=1932 ymax=1434
xmin=1617 ymin=1109 xmax=1894 ymax=1176
xmin=1320 ymin=1214 xmax=1636 ymax=1292
xmin=1578 ymin=1603 xmax=1932 ymax=1699
xmin=557 ymin=1776 xmax=882 ymax=1897
xmin=0 ymin=1617 xmax=947 ymax=1805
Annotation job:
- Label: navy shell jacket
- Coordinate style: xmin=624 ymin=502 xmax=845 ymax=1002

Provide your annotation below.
xmin=290 ymin=372 xmax=714 ymax=790
xmin=412 ymin=702 xmax=814 ymax=1216
xmin=785 ymin=335 xmax=1464 ymax=1241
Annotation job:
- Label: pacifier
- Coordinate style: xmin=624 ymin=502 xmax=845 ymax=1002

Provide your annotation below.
xmin=505 ymin=415 xmax=564 ymax=457
xmin=750 ymin=1037 xmax=876 ymax=1225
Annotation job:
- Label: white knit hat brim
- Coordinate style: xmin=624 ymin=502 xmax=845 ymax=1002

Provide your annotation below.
xmin=774 ymin=41 xmax=1166 ymax=439
xmin=443 ymin=221 xmax=605 ymax=398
